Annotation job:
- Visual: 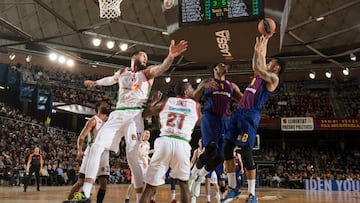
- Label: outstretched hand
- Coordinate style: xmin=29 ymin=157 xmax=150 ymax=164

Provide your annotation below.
xmin=254 ymin=35 xmax=269 ymax=57
xmin=203 ymin=78 xmax=218 ymax=89
xmin=84 ymin=80 xmax=96 ymax=87
xmin=152 ymin=90 xmax=163 ymax=103
xmin=168 ymin=40 xmax=188 ymax=58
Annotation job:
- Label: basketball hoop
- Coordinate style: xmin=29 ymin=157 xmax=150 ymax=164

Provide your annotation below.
xmin=99 ymin=0 xmax=123 ymax=19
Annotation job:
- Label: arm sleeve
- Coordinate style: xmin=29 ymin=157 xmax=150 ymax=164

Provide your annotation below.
xmin=96 ymin=76 xmax=118 ymax=86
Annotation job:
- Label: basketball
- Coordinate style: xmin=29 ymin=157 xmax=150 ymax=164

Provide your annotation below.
xmin=258 ymin=18 xmax=276 ymax=37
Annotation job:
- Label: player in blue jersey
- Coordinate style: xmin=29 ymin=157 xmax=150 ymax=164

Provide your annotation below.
xmin=222 ymin=35 xmax=285 ymax=203
xmin=189 ymin=63 xmax=242 ymax=201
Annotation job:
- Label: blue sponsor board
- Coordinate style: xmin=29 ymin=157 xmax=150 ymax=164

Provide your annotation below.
xmin=305 ymin=179 xmax=360 ymax=191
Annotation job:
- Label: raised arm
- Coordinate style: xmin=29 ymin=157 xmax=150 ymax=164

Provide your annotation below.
xmin=142 ymin=98 xmax=166 ymax=117
xmin=145 ymin=40 xmax=188 ymax=79
xmin=143 ymin=91 xmax=163 ymax=117
xmin=147 ymin=90 xmax=163 ymax=108
xmin=84 ymin=69 xmax=123 ymax=87
xmin=231 ymin=82 xmax=243 ymax=102
xmin=193 ymin=79 xmax=217 ymax=102
xmin=252 ymin=36 xmax=279 ymax=91
xmin=76 ymin=117 xmax=96 ymax=160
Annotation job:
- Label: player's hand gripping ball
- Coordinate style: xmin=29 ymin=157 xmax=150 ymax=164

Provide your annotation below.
xmin=258 ymin=18 xmax=276 ymax=37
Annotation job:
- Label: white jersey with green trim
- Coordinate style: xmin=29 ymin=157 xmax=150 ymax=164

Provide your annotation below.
xmin=87 ymin=115 xmax=105 ymax=146
xmin=115 ymin=69 xmax=152 ymax=108
xmin=159 ymin=97 xmax=199 ymax=141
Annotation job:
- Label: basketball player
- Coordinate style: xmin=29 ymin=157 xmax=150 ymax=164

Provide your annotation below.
xmin=205 ymin=171 xmax=221 ymax=203
xmin=63 ymin=102 xmax=110 ymax=203
xmin=23 ymin=146 xmax=43 ymax=192
xmin=125 ymin=92 xmax=162 ymax=203
xmin=223 ymin=35 xmax=285 ymax=203
xmin=74 ymin=40 xmax=187 ymax=203
xmin=138 ymin=130 xmax=153 ymax=173
xmin=190 ymin=139 xmax=222 ymax=203
xmin=124 ymin=130 xmax=154 ymax=203
xmin=140 ymin=82 xmax=201 ymax=203
xmin=189 ymin=139 xmax=204 ymax=203
xmin=190 ymin=63 xmax=242 ymax=200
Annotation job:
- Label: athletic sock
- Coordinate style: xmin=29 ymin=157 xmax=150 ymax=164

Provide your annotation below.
xmin=227 ymin=172 xmax=237 ymax=189
xmin=248 ymin=179 xmax=256 ymax=195
xmin=97 ymin=189 xmax=106 ymax=203
xmin=82 ymin=182 xmax=92 ymax=198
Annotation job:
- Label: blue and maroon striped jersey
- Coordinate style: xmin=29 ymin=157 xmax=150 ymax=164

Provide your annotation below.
xmin=238 ymin=75 xmax=272 ymax=112
xmin=203 ymin=77 xmax=233 ymax=116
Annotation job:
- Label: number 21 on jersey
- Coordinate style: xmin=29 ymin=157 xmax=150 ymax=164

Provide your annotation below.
xmin=166 ymin=112 xmax=185 ymax=129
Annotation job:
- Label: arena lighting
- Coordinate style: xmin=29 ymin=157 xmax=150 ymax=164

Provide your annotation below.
xmin=309 ymin=71 xmax=316 ymax=79
xmin=49 ymin=53 xmax=57 ymax=61
xmin=58 ymin=56 xmax=66 ymax=64
xmin=119 ymin=43 xmax=128 ymax=51
xmin=350 ymin=53 xmax=356 ymax=61
xmin=25 ymin=55 xmax=32 ymax=63
xmin=315 ymin=16 xmax=325 ymax=21
xmin=342 ymin=67 xmax=350 ymax=76
xmin=196 ymin=78 xmax=202 ymax=84
xmin=106 ymin=40 xmax=115 ymax=49
xmin=182 ymin=78 xmax=188 ymax=82
xmin=9 ymin=53 xmax=16 ymax=60
xmin=165 ymin=76 xmax=171 ymax=83
xmin=325 ymin=70 xmax=332 ymax=78
xmin=66 ymin=59 xmax=74 ymax=67
xmin=92 ymin=38 xmax=101 ymax=47
xmin=161 ymin=31 xmax=169 ymax=35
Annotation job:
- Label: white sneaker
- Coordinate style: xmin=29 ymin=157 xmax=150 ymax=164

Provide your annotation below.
xmin=191 ymin=196 xmax=197 ymax=203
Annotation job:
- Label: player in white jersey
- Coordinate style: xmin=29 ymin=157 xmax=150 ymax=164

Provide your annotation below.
xmin=63 ymin=102 xmax=110 ymax=203
xmin=138 ymin=130 xmax=153 ymax=175
xmin=140 ymin=82 xmax=201 ymax=203
xmin=76 ymin=40 xmax=188 ymax=203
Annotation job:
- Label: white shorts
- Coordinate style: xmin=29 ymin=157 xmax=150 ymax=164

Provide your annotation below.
xmin=80 ymin=146 xmax=110 ymax=176
xmin=209 ymin=171 xmax=218 ymax=184
xmin=86 ymin=109 xmax=144 ymax=188
xmin=94 ymin=109 xmax=144 ymax=153
xmin=139 ymin=158 xmax=149 ymax=176
xmin=144 ymin=136 xmax=191 ymax=186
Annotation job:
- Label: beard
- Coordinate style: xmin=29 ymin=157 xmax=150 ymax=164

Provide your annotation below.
xmin=134 ymin=59 xmax=147 ymax=71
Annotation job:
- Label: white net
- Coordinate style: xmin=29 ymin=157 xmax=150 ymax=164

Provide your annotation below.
xmin=99 ymin=0 xmax=123 ymax=19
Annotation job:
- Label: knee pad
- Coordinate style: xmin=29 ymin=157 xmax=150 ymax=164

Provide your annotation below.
xmin=239 ymin=144 xmax=256 ymax=170
xmin=206 ymin=154 xmax=223 ymax=171
xmin=198 ymin=145 xmax=217 ymax=165
xmin=223 ymin=139 xmax=235 ymax=160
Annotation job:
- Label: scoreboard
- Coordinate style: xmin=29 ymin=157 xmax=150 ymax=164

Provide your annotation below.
xmin=180 ymin=0 xmax=264 ymax=26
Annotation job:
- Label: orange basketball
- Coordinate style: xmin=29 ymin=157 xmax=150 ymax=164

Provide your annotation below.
xmin=258 ymin=18 xmax=276 ymax=37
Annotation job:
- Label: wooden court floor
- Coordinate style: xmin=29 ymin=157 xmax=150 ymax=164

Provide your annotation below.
xmin=0 ymin=184 xmax=359 ymax=203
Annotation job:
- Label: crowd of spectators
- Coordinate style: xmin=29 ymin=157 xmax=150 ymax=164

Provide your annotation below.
xmin=262 ymin=80 xmax=335 ymax=118
xmin=1 ymin=101 xmax=359 ymax=190
xmin=13 ymin=63 xmax=360 ymax=119
xmin=255 ymin=145 xmax=360 ymax=189
xmin=336 ymin=80 xmax=360 ymax=118
xmin=19 ymin=64 xmax=117 ymax=106
xmin=1 ymin=63 xmax=359 ymax=190
xmin=0 ymin=102 xmax=130 ymax=187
